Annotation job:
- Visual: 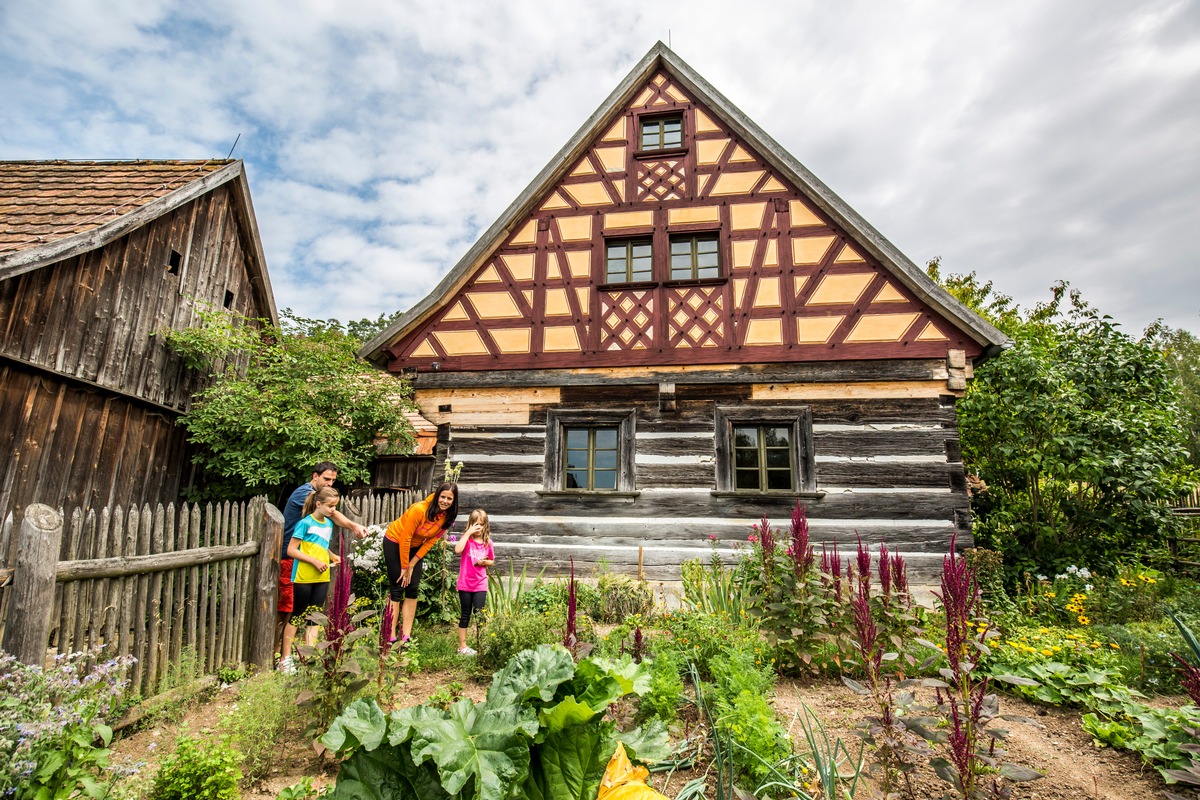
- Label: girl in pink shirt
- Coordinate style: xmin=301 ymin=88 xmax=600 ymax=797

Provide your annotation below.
xmin=454 ymin=509 xmax=494 ymax=655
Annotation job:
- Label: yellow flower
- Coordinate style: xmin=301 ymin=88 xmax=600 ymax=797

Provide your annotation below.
xmin=1041 ymin=648 xmax=1054 ymax=656
xmin=1045 ymin=592 xmax=1057 ymax=598
xmin=1038 ymin=627 xmax=1050 ymax=634
xmin=1109 ymin=642 xmax=1119 ymax=649
xmin=1078 ymin=616 xmax=1090 ymax=625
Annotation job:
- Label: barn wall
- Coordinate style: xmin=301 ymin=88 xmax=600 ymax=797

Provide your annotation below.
xmin=414 ymin=361 xmax=972 ymax=582
xmin=0 ymin=182 xmax=268 ymax=532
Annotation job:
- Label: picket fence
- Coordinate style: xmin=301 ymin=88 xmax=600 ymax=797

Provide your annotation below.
xmin=0 ymin=488 xmax=419 ymax=699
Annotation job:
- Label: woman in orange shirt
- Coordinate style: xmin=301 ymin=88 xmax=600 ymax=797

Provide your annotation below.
xmin=383 ymin=482 xmax=459 ymax=643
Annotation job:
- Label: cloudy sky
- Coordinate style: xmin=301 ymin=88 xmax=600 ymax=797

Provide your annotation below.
xmin=3 ymin=0 xmax=1197 ymax=335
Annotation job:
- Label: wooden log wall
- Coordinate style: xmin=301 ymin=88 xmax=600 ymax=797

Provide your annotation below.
xmin=413 ymin=363 xmax=973 ymax=583
xmin=0 ymin=181 xmax=266 ymax=534
xmin=0 ymin=497 xmax=266 ymax=698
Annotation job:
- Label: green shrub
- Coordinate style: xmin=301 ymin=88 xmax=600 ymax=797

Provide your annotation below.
xmin=219 ymin=671 xmax=294 ymax=785
xmin=1092 ymin=620 xmax=1191 ymax=694
xmin=594 ymin=573 xmax=654 ymax=623
xmin=149 ymin=734 xmax=241 ymax=800
xmin=706 ymin=647 xmax=791 ymax=788
xmin=519 ymin=578 xmax=601 ymax=619
xmin=985 ymin=624 xmax=1122 ymax=671
xmin=638 ymin=649 xmax=684 ymax=726
xmin=478 ymin=607 xmax=596 ymax=672
xmin=656 ymin=609 xmax=767 ymax=679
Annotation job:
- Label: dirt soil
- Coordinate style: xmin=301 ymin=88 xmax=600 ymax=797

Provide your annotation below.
xmin=110 ymin=670 xmax=1177 ymax=800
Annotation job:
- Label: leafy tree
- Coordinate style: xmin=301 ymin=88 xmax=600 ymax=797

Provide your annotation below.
xmin=162 ymin=307 xmax=415 ymax=501
xmin=1144 ymin=323 xmax=1200 ymax=466
xmin=928 ymin=262 xmax=1196 ymax=579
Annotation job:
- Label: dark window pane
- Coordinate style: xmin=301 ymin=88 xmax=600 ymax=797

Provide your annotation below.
xmin=594 ymin=450 xmax=617 ymax=470
xmin=566 ymin=471 xmax=586 ymax=489
xmin=766 ymin=470 xmax=792 ymax=491
xmin=735 ymin=469 xmax=761 ymax=490
xmin=565 ymin=452 xmax=587 ymax=470
xmin=764 ymin=427 xmax=791 ymax=447
xmin=733 ymin=428 xmax=758 ymax=447
xmin=734 ymin=449 xmax=759 ymax=469
xmin=765 ymin=448 xmax=791 ymax=469
xmin=566 ymin=429 xmax=589 ymax=449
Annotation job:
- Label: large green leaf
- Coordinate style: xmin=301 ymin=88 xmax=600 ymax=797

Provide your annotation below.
xmin=409 ymin=698 xmax=539 ymax=800
xmin=486 ymin=645 xmax=576 ymax=708
xmin=539 ymin=696 xmax=600 ymax=733
xmin=329 ymin=743 xmax=450 ymax=800
xmin=322 ymin=698 xmax=389 ymax=755
xmin=583 ymin=655 xmax=654 ymax=696
xmin=522 ymin=722 xmax=612 ymax=800
xmin=388 ymin=705 xmax=452 ymax=746
xmin=615 ymin=719 xmax=672 ymax=765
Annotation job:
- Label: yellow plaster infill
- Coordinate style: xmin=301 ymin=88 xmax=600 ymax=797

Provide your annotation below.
xmin=557 ymin=216 xmax=593 ymax=242
xmin=732 ymin=239 xmax=757 ymax=269
xmin=807 ymin=273 xmax=873 ymax=305
xmin=415 ymin=387 xmax=562 ymax=427
xmin=653 ymin=75 xmax=665 ymax=87
xmin=697 ymin=138 xmax=729 ymax=165
xmin=729 ymin=145 xmax=755 ymax=163
xmin=668 ymin=206 xmax=720 ymax=225
xmin=563 ymin=181 xmax=612 ymax=207
xmin=730 ymin=203 xmax=766 ymax=230
xmin=844 ymin=313 xmax=921 ymax=343
xmin=595 ymin=146 xmax=626 ymax=173
xmin=789 ymin=200 xmax=824 ymax=226
xmin=792 ymin=235 xmax=836 ymax=265
xmin=753 ymin=276 xmax=781 ymax=308
xmin=443 ymin=302 xmax=469 ymax=322
xmin=709 ymin=170 xmax=764 ymax=196
xmin=760 ymin=176 xmax=787 ymax=193
xmin=652 ymin=97 xmax=668 ymax=107
xmin=543 ymin=325 xmax=582 ymax=352
xmin=475 ymin=264 xmax=502 ymax=283
xmin=695 ymin=109 xmax=721 ymax=133
xmin=873 ymin=282 xmax=907 ymax=303
xmin=432 ymin=329 xmax=490 ymax=356
xmin=835 ymin=244 xmax=866 ymax=263
xmin=541 ymin=192 xmax=571 ymax=211
xmin=797 ymin=315 xmax=844 ymax=343
xmin=605 ymin=210 xmax=654 ymax=230
xmin=744 ymin=317 xmax=783 ymax=345
xmin=665 ymin=84 xmax=690 ymax=103
xmin=546 ymin=253 xmax=562 ymax=281
xmin=502 ymin=253 xmax=535 ymax=281
xmin=752 ymin=381 xmax=949 ymax=401
xmin=613 ymin=181 xmax=626 ymax=202
xmin=733 ymin=278 xmax=747 ymax=310
xmin=763 ymin=239 xmax=778 ymax=267
xmin=916 ymin=322 xmax=949 ymax=342
xmin=545 ymin=288 xmax=571 ymax=316
xmin=792 ymin=275 xmax=810 ymax=298
xmin=522 ymin=290 xmax=533 ymax=306
xmin=409 ymin=339 xmax=437 ymax=358
xmin=601 ymin=119 xmax=626 ymax=142
xmin=489 ymin=327 xmax=532 ymax=354
xmin=570 ymin=159 xmax=596 ymax=177
xmin=466 ymin=291 xmax=523 ymax=319
xmin=566 ymin=250 xmax=591 ymax=278
xmin=576 ymin=287 xmax=590 ymax=313
xmin=510 ymin=220 xmax=537 ymax=246
xmin=632 ymin=87 xmax=654 ymax=107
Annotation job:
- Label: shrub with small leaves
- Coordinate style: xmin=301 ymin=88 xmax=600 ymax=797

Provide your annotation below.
xmin=219 ymin=671 xmax=294 ymax=785
xmin=149 ymin=734 xmax=241 ymax=800
xmin=594 ymin=573 xmax=654 ymax=623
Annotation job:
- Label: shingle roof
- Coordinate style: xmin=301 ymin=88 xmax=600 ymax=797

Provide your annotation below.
xmin=0 ymin=160 xmax=230 ymax=254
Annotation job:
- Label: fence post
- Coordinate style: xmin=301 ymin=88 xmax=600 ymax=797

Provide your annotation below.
xmin=247 ymin=502 xmax=284 ymax=671
xmin=2 ymin=505 xmax=64 ymax=665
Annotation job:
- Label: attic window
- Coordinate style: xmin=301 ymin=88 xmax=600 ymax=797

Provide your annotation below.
xmin=670 ymin=233 xmax=720 ymax=280
xmin=167 ymin=249 xmax=181 ymax=275
xmin=639 ymin=114 xmax=683 ymax=152
xmin=223 ymin=290 xmax=234 ymax=309
xmin=605 ymin=238 xmax=653 ymax=283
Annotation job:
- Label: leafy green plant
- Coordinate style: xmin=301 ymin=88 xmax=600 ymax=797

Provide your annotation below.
xmin=655 ymin=609 xmax=767 ymax=679
xmin=0 ymin=649 xmax=136 ymax=800
xmin=706 ymin=648 xmax=793 ymax=789
xmin=428 ymin=682 xmax=465 ymax=711
xmin=594 ymin=572 xmax=654 ymax=623
xmin=680 ymin=554 xmax=752 ymax=619
xmin=985 ymin=623 xmax=1122 ymax=670
xmin=320 ymin=645 xmax=670 ymax=800
xmin=149 ymin=733 xmax=241 ymax=800
xmin=219 ymin=671 xmax=295 ymax=785
xmin=986 ymin=661 xmax=1142 ymax=715
xmin=1093 ymin=619 xmax=1190 ymax=693
xmin=478 ymin=605 xmax=595 ymax=672
xmin=487 ymin=560 xmax=543 ymax=616
xmin=276 ymin=776 xmax=331 ymax=799
xmin=637 ymin=649 xmax=684 ymax=727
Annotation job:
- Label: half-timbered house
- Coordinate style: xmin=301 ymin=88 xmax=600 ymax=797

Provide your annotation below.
xmin=361 ymin=44 xmax=1008 ymax=580
xmin=0 ymin=160 xmax=276 ymax=544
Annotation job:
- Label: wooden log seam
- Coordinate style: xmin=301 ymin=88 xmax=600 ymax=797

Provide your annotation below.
xmin=53 ymin=541 xmax=260 ymax=582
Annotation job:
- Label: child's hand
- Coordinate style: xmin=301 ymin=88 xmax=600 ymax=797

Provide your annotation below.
xmin=329 ymin=553 xmax=342 ymax=567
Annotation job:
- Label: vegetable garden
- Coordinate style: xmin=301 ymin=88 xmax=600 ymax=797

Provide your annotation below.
xmin=6 ymin=503 xmax=1200 ymax=800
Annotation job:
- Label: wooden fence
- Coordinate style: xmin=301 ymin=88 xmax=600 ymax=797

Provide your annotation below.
xmin=0 ymin=489 xmax=420 ymax=698
xmin=0 ymin=498 xmax=283 ymax=698
xmin=1169 ymin=487 xmax=1200 ymax=570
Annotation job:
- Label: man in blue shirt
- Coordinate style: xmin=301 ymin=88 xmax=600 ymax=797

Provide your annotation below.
xmin=276 ymin=462 xmax=366 ymax=655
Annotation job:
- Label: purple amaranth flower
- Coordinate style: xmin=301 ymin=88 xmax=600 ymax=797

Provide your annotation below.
xmin=891 ymin=551 xmax=909 ymax=601
xmin=855 ymin=533 xmax=871 ymax=596
xmin=327 ymin=535 xmax=354 ymax=657
xmin=632 ymin=627 xmax=645 ymax=663
xmin=851 ymin=577 xmax=881 ymax=679
xmin=1172 ymin=653 xmax=1200 ymax=705
xmin=878 ymin=541 xmax=892 ymax=600
xmin=789 ymin=502 xmax=814 ymax=577
xmin=936 ymin=533 xmax=980 ymax=677
xmin=822 ymin=541 xmax=843 ymax=600
xmin=379 ymin=602 xmax=395 ymax=657
xmin=564 ymin=557 xmax=578 ymax=651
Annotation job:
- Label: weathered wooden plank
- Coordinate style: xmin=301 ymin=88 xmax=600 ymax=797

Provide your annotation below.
xmin=168 ymin=503 xmax=185 ymax=673
xmin=84 ymin=509 xmax=109 ymax=653
xmin=103 ymin=508 xmax=124 ymax=655
xmin=634 ymin=463 xmax=715 ymax=489
xmin=248 ymin=502 xmax=283 ymax=670
xmin=117 ymin=506 xmax=137 ymax=668
xmin=132 ymin=504 xmax=153 ymax=696
xmin=1 ymin=505 xmax=64 ymax=665
xmin=71 ymin=510 xmax=96 ymax=654
xmin=813 ymin=429 xmax=956 ymax=458
xmin=215 ymin=501 xmax=231 ymax=669
xmin=454 ymin=461 xmax=544 ymax=484
xmin=198 ymin=503 xmax=213 ymax=674
xmin=448 ymin=435 xmax=547 ymax=458
xmin=815 ymin=461 xmax=953 ymax=489
xmin=185 ymin=503 xmax=201 ymax=654
xmin=146 ymin=505 xmax=166 ymax=694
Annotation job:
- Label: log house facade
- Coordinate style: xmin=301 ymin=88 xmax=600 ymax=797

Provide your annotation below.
xmin=0 ymin=160 xmax=276 ymax=551
xmin=363 ymin=45 xmax=1008 ymax=580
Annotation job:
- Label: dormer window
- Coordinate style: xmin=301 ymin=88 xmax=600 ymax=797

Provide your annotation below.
xmin=640 ymin=114 xmax=683 ymax=151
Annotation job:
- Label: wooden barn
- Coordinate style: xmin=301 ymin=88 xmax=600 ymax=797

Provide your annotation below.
xmin=361 ymin=44 xmax=1008 ymax=580
xmin=0 ymin=160 xmax=276 ymax=544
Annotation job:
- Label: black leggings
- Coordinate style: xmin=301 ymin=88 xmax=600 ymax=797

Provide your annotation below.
xmin=458 ymin=590 xmax=487 ymax=629
xmin=290 ymin=582 xmax=329 ymax=625
xmin=383 ymin=539 xmax=425 ymax=601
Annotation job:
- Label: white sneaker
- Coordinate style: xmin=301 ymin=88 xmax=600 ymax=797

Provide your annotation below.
xmin=277 ymin=656 xmax=296 ymax=674
xmin=458 ymin=647 xmax=477 ymax=656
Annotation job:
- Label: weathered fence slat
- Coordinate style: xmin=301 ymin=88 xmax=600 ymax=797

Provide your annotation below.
xmin=199 ymin=503 xmax=213 ymax=674
xmin=248 ymin=502 xmax=282 ymax=670
xmin=104 ymin=508 xmax=124 ymax=658
xmin=2 ymin=505 xmax=64 ymax=664
xmin=146 ymin=504 xmax=166 ymax=694
xmin=86 ymin=510 xmax=110 ymax=655
xmin=186 ymin=503 xmax=200 ymax=655
xmin=59 ymin=508 xmax=84 ymax=652
xmin=118 ymin=506 xmax=137 ymax=679
xmin=132 ymin=504 xmax=153 ymax=696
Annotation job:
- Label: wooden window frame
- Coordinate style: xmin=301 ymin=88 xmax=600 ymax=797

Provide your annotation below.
xmin=713 ymin=406 xmax=818 ymax=495
xmin=636 ymin=112 xmax=686 ymax=157
xmin=669 ymin=231 xmax=722 ymax=282
xmin=543 ymin=409 xmax=637 ymax=494
xmin=604 ymin=237 xmax=655 ymax=285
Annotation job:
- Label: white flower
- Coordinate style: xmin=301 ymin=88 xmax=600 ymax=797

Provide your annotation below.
xmin=1037 ymin=574 xmax=1048 ymax=581
xmin=1067 ymin=565 xmax=1078 ymax=575
xmin=1085 ymin=584 xmax=1093 ymax=591
xmin=1078 ymin=568 xmax=1092 ymax=579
